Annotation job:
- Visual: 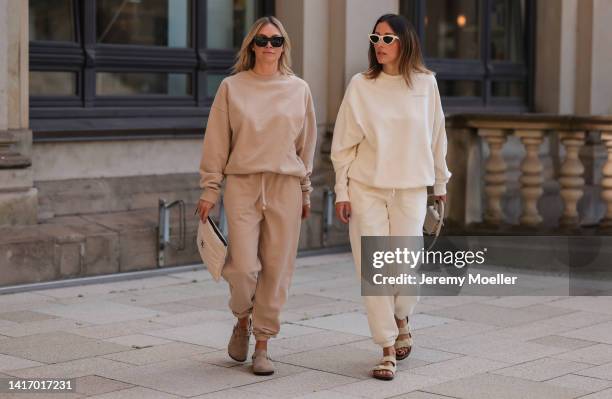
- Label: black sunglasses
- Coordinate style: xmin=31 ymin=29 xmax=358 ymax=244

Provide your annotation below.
xmin=253 ymin=35 xmax=285 ymax=48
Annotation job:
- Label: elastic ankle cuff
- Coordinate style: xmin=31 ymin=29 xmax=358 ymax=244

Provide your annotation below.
xmin=377 ymin=339 xmax=396 ymax=349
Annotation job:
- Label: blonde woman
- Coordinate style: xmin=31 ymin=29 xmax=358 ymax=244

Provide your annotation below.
xmin=196 ymin=16 xmax=317 ymax=376
xmin=331 ymin=14 xmax=451 ymax=380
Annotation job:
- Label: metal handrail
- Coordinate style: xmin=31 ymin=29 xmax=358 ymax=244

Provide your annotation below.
xmin=158 ymin=199 xmax=186 ymax=267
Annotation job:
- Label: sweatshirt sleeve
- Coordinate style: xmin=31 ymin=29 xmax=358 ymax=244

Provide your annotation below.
xmin=431 ymin=77 xmax=452 ymax=196
xmin=295 ymin=85 xmax=318 ymax=206
xmin=199 ymin=81 xmax=231 ymax=204
xmin=330 ymin=78 xmax=364 ymax=203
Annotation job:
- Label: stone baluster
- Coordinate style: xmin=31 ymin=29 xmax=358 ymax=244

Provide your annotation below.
xmin=558 ymin=131 xmax=585 ymax=227
xmin=600 ymin=131 xmax=612 ymax=228
xmin=478 ymin=129 xmax=508 ymax=224
xmin=515 ymin=130 xmax=545 ymax=226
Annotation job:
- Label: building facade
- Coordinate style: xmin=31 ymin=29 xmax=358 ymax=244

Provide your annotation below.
xmin=1 ymin=0 xmax=611 ymax=284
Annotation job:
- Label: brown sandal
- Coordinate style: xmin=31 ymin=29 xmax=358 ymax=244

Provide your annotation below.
xmin=394 ymin=323 xmax=413 ymax=361
xmin=371 ymin=355 xmax=397 ymax=381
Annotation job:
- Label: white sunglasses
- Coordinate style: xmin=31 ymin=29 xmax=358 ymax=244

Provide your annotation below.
xmin=368 ymin=34 xmax=400 ymax=45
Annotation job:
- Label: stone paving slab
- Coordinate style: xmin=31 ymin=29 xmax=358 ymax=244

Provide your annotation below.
xmin=423 ymin=302 xmax=560 ymax=327
xmin=559 ymin=321 xmax=612 ymax=345
xmin=238 ymin=369 xmax=359 ymax=398
xmin=103 ymin=334 xmax=174 ymax=348
xmin=143 ymin=320 xmax=237 ymax=349
xmin=103 ymin=342 xmax=215 ymax=366
xmin=543 ymin=374 xmax=612 ymax=395
xmin=73 ymin=375 xmax=134 ymax=397
xmin=540 ymin=311 xmax=612 ymax=329
xmin=147 ymin=309 xmax=234 ymax=327
xmin=35 ymin=300 xmax=164 ymax=325
xmin=277 ymin=344 xmax=429 ymax=380
xmin=281 ymin=300 xmax=363 ymax=322
xmin=392 ymin=392 xmax=459 ymax=399
xmin=66 ymin=319 xmax=171 ymax=339
xmin=528 ymin=334 xmax=597 ymax=349
xmin=330 ymin=370 xmax=445 ymax=399
xmin=552 ymin=343 xmax=612 ymax=365
xmin=295 ymin=312 xmax=371 ymax=337
xmin=421 ymin=373 xmax=586 ymax=399
xmin=577 ymin=388 xmax=612 ymax=398
xmin=407 ymin=356 xmax=509 ymax=381
xmin=0 ymin=310 xmax=57 ymax=323
xmin=575 ymin=362 xmax=612 ymax=380
xmin=87 ymin=387 xmax=181 ymax=399
xmin=0 ymin=252 xmax=612 ymax=398
xmin=0 ymin=317 xmax=90 ymax=337
xmin=0 ymin=353 xmax=43 ymax=372
xmin=490 ymin=356 xmax=593 ymax=381
xmin=4 ymin=357 xmax=133 ymax=379
xmin=97 ymin=358 xmax=309 ymax=397
xmin=0 ymin=331 xmax=129 ymax=363
xmin=191 ymin=388 xmax=272 ymax=399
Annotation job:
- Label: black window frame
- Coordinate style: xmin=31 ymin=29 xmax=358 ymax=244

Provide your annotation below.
xmin=400 ymin=0 xmax=535 ymax=114
xmin=29 ymin=0 xmax=275 ymax=141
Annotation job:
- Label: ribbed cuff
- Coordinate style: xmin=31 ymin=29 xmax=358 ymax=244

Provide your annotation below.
xmin=433 ymin=183 xmax=447 ymax=196
xmin=302 ymin=191 xmax=311 ymax=206
xmin=334 ymin=188 xmax=349 ymax=203
xmin=199 ymin=189 xmax=219 ymax=204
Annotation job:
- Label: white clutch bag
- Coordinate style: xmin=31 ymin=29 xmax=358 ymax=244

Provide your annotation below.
xmin=196 ymin=216 xmax=228 ymax=282
xmin=423 ymin=197 xmax=445 ymax=250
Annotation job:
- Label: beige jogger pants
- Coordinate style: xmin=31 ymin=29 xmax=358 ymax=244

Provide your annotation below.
xmin=221 ymin=172 xmax=303 ymax=341
xmin=348 ymin=178 xmax=427 ymax=348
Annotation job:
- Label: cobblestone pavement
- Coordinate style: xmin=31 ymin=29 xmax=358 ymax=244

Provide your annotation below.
xmin=1 ymin=252 xmax=612 ymax=398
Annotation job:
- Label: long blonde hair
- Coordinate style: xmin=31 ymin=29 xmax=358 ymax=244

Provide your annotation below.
xmin=232 ymin=16 xmax=293 ymax=75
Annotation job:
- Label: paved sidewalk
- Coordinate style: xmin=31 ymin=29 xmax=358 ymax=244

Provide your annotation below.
xmin=1 ymin=253 xmax=612 ymax=398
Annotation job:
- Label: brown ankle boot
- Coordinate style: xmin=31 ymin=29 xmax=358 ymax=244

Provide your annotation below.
xmin=252 ymin=348 xmax=274 ymax=375
xmin=228 ymin=319 xmax=251 ymax=362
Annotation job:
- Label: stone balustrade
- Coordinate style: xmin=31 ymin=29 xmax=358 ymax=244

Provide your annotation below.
xmin=446 ymin=114 xmax=612 ymax=231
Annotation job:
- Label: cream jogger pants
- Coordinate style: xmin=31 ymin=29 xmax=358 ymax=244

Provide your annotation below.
xmin=348 ymin=179 xmax=427 ymax=348
xmin=221 ymin=172 xmax=303 ymax=341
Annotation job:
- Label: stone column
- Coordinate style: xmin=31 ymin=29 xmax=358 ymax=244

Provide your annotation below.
xmin=558 ymin=130 xmax=586 ymax=226
xmin=516 ymin=130 xmax=545 ymax=226
xmin=600 ymin=131 xmax=612 ymax=228
xmin=0 ymin=0 xmax=38 ymax=225
xmin=478 ymin=129 xmax=508 ymax=225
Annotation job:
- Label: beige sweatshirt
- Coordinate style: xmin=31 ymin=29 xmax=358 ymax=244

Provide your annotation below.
xmin=199 ymin=70 xmax=317 ymax=205
xmin=331 ymin=71 xmax=452 ymax=202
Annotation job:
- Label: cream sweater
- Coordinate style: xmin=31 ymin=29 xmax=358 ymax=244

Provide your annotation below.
xmin=331 ymin=71 xmax=451 ymax=202
xmin=199 ymin=70 xmax=317 ymax=205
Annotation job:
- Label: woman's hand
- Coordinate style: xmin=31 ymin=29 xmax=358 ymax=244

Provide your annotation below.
xmin=335 ymin=201 xmax=351 ymax=224
xmin=302 ymin=204 xmax=311 ymax=219
xmin=196 ymin=199 xmax=215 ymax=223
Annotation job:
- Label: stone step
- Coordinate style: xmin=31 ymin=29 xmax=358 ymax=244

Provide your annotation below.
xmin=0 ymin=208 xmax=201 ymax=287
xmin=0 ymin=204 xmax=352 ymax=288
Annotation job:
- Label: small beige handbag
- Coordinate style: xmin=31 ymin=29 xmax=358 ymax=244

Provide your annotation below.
xmin=423 ymin=196 xmax=445 ymax=251
xmin=196 ymin=216 xmax=228 ymax=282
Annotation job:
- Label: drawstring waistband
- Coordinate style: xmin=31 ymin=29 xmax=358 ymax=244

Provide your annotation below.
xmin=261 ymin=173 xmax=267 ymax=210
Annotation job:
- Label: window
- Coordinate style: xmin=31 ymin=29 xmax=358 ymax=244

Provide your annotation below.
xmin=399 ymin=0 xmax=533 ymax=112
xmin=29 ymin=0 xmax=274 ymax=139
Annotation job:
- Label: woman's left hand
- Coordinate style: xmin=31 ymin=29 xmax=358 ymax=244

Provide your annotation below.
xmin=302 ymin=205 xmax=311 ymax=219
xmin=433 ymin=194 xmax=447 ymax=202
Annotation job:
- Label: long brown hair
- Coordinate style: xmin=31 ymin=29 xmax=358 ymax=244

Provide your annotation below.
xmin=364 ymin=14 xmax=431 ymax=87
xmin=232 ymin=16 xmax=293 ymax=75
